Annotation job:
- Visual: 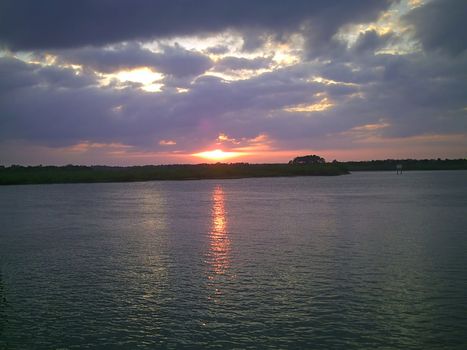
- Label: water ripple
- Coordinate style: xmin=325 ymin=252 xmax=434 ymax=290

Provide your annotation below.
xmin=1 ymin=173 xmax=467 ymax=348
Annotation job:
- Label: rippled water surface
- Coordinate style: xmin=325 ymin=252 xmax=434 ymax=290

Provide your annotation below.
xmin=1 ymin=171 xmax=467 ymax=349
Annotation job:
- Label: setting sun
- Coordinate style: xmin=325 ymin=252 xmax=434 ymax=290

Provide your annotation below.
xmin=193 ymin=149 xmax=242 ymax=161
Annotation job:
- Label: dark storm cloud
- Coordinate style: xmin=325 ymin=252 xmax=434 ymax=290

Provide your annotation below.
xmin=0 ymin=0 xmax=394 ymax=50
xmin=57 ymin=43 xmax=213 ymax=77
xmin=405 ymin=0 xmax=467 ymax=55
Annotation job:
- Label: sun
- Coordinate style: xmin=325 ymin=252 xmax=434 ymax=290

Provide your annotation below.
xmin=193 ymin=149 xmax=242 ymax=162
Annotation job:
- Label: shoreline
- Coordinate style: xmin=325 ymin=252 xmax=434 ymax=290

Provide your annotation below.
xmin=2 ymin=158 xmax=466 ymax=186
xmin=0 ymin=163 xmax=348 ymax=186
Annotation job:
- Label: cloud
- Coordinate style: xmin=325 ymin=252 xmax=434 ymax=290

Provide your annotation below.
xmin=241 ymin=30 xmax=269 ymax=52
xmin=0 ymin=56 xmax=96 ymax=93
xmin=57 ymin=43 xmax=213 ymax=77
xmin=2 ymin=48 xmax=466 ymax=160
xmin=0 ymin=57 xmax=37 ymax=92
xmin=159 ymin=140 xmax=176 ymax=146
xmin=0 ymin=0 xmax=395 ymax=50
xmin=153 ymin=44 xmax=213 ymax=77
xmin=353 ymin=29 xmax=395 ymax=53
xmin=215 ymin=56 xmax=272 ymax=71
xmin=205 ymin=45 xmax=230 ymax=55
xmin=404 ymin=0 xmax=467 ymax=55
xmin=1 ymin=1 xmax=466 ymax=164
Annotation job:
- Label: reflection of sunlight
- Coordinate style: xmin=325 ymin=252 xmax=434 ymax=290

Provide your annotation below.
xmin=208 ymin=185 xmax=230 ymax=276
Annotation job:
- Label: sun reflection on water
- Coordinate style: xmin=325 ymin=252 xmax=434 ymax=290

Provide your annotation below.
xmin=208 ymin=185 xmax=230 ymax=276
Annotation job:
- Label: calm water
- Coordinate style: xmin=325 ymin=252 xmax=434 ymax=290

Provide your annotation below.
xmin=1 ymin=171 xmax=466 ymax=349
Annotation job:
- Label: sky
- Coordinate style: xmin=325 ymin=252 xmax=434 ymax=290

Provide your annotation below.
xmin=0 ymin=0 xmax=466 ymax=165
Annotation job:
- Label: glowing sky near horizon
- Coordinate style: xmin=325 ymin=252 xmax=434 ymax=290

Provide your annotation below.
xmin=0 ymin=0 xmax=466 ymax=165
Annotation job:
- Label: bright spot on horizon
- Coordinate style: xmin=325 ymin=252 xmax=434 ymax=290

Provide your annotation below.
xmin=193 ymin=149 xmax=243 ymax=162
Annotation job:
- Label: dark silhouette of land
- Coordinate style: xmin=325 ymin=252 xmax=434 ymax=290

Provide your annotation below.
xmin=1 ymin=157 xmax=465 ymax=185
xmin=0 ymin=163 xmax=347 ymax=185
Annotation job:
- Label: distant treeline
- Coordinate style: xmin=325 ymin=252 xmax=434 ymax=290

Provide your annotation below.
xmin=340 ymin=158 xmax=467 ymax=171
xmin=1 ymin=158 xmax=465 ymax=185
xmin=0 ymin=163 xmax=347 ymax=185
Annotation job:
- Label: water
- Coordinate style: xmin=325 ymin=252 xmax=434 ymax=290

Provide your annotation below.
xmin=1 ymin=171 xmax=466 ymax=349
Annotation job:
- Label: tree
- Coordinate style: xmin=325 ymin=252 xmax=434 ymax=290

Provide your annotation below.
xmin=289 ymin=155 xmax=326 ymax=165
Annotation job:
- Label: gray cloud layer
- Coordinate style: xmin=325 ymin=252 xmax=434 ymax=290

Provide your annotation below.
xmin=57 ymin=43 xmax=213 ymax=77
xmin=0 ymin=0 xmax=393 ymax=50
xmin=1 ymin=47 xmax=465 ymax=151
xmin=404 ymin=0 xmax=467 ymax=55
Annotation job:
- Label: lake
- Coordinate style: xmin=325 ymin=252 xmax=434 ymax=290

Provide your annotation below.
xmin=1 ymin=171 xmax=466 ymax=349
